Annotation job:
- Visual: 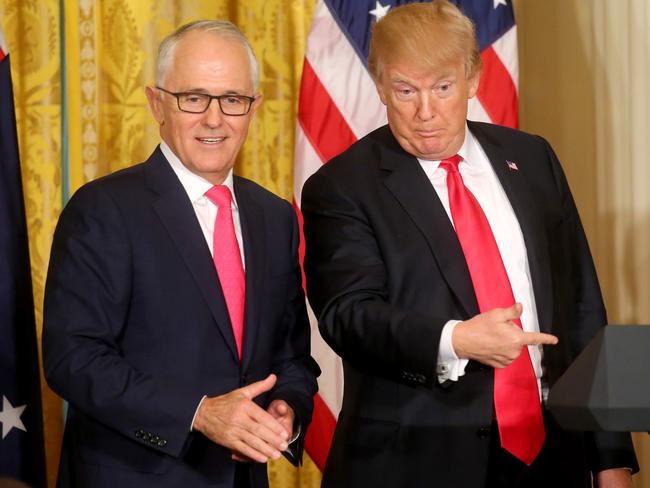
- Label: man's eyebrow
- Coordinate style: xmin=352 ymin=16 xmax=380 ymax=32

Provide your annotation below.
xmin=182 ymin=88 xmax=246 ymax=96
xmin=390 ymin=76 xmax=414 ymax=85
xmin=182 ymin=88 xmax=211 ymax=94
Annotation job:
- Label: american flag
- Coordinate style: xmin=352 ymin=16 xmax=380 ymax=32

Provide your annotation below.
xmin=0 ymin=27 xmax=47 ymax=486
xmin=293 ymin=0 xmax=518 ymax=470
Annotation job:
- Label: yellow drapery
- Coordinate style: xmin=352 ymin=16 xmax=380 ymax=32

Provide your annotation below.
xmin=0 ymin=1 xmax=320 ymax=486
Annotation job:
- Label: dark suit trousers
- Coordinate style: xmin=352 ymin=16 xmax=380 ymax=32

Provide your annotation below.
xmin=485 ymin=412 xmax=591 ymax=488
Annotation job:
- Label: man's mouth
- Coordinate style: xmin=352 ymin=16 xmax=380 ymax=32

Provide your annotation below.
xmin=196 ymin=137 xmax=226 ymax=144
xmin=416 ymin=129 xmax=442 ymax=137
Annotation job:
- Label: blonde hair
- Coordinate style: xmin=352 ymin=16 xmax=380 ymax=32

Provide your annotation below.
xmin=156 ymin=20 xmax=259 ymax=90
xmin=368 ymin=0 xmax=482 ymax=81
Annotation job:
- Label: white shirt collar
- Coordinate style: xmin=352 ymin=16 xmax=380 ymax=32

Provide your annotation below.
xmin=455 ymin=124 xmax=473 ymax=166
xmin=160 ymin=141 xmax=237 ymax=208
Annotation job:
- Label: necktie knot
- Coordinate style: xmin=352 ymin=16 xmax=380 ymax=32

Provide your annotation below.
xmin=205 ymin=185 xmax=232 ymax=208
xmin=439 ymin=154 xmax=462 ymax=173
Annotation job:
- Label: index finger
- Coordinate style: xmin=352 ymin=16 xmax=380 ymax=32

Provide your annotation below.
xmin=521 ymin=331 xmax=558 ymax=346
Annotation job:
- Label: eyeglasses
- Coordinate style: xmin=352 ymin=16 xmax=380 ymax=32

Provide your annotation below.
xmin=156 ymin=86 xmax=256 ymax=116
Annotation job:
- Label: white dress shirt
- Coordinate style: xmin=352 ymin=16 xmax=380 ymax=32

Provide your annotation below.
xmin=418 ymin=126 xmax=544 ymax=398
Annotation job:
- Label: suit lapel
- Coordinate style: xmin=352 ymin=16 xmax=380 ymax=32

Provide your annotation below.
xmin=469 ymin=122 xmax=554 ymax=333
xmin=145 ymin=148 xmax=240 ymax=362
xmin=234 ymin=178 xmax=265 ymax=370
xmin=378 ymin=130 xmax=479 ymax=317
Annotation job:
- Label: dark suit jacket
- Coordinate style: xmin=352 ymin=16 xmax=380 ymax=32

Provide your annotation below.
xmin=301 ymin=122 xmax=638 ymax=487
xmin=43 ymin=147 xmax=319 ymax=488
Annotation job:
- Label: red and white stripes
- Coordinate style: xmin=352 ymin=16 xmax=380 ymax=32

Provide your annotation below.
xmin=472 ymin=25 xmax=518 ymax=127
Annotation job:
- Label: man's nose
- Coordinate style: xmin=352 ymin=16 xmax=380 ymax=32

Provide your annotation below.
xmin=202 ymin=99 xmax=224 ymax=127
xmin=416 ymin=93 xmax=436 ymax=121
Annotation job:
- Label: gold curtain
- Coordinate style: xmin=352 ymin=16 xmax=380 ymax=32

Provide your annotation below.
xmin=63 ymin=0 xmax=317 ymax=198
xmin=1 ymin=0 xmax=320 ymax=486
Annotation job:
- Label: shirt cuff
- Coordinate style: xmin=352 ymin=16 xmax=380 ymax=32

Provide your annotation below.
xmin=437 ymin=320 xmax=469 ymax=383
xmin=190 ymin=395 xmax=207 ymax=432
xmin=288 ymin=422 xmax=301 ymax=446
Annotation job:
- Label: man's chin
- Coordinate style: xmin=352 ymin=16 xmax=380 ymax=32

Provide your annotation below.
xmin=414 ymin=144 xmax=450 ymax=160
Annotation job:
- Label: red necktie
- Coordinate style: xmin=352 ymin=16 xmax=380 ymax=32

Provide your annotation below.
xmin=440 ymin=155 xmax=544 ymax=465
xmin=205 ymin=185 xmax=245 ymax=359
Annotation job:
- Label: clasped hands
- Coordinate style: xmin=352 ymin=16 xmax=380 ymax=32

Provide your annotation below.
xmin=192 ymin=374 xmax=294 ymax=463
xmin=452 ymin=302 xmax=558 ymax=368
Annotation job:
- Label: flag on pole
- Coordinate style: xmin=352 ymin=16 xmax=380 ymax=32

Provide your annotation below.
xmin=293 ymin=0 xmax=518 ymax=471
xmin=0 ymin=27 xmax=47 ymax=487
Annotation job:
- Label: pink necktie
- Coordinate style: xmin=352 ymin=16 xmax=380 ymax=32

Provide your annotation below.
xmin=205 ymin=185 xmax=245 ymax=359
xmin=440 ymin=155 xmax=544 ymax=465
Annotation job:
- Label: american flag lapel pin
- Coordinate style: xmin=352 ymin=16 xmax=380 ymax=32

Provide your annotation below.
xmin=506 ymin=160 xmax=519 ymax=171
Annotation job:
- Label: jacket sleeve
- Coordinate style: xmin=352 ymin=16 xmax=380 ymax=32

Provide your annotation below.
xmin=301 ymin=169 xmax=448 ymax=384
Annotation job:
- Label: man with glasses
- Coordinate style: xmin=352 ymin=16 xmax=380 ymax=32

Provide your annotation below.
xmin=43 ymin=20 xmax=319 ymax=488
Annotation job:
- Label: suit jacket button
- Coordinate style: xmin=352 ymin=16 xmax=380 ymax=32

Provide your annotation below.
xmin=158 ymin=439 xmax=167 ymax=447
xmin=476 ymin=427 xmax=490 ymax=439
xmin=241 ymin=374 xmax=248 ymax=384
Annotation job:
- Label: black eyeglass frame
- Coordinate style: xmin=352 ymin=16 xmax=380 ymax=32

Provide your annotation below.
xmin=155 ymin=86 xmax=256 ymax=116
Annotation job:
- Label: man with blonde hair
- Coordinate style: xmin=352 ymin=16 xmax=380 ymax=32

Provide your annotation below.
xmin=43 ymin=19 xmax=318 ymax=488
xmin=302 ymin=1 xmax=637 ymax=486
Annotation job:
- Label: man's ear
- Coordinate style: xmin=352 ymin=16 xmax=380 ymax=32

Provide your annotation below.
xmin=145 ymin=86 xmax=164 ymax=125
xmin=249 ymin=92 xmax=263 ymax=117
xmin=467 ymin=70 xmax=480 ymax=99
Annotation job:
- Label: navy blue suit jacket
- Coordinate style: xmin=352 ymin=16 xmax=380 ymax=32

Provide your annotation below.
xmin=43 ymin=147 xmax=319 ymax=488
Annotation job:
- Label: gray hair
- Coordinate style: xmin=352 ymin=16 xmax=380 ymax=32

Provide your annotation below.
xmin=156 ymin=19 xmax=260 ymax=91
